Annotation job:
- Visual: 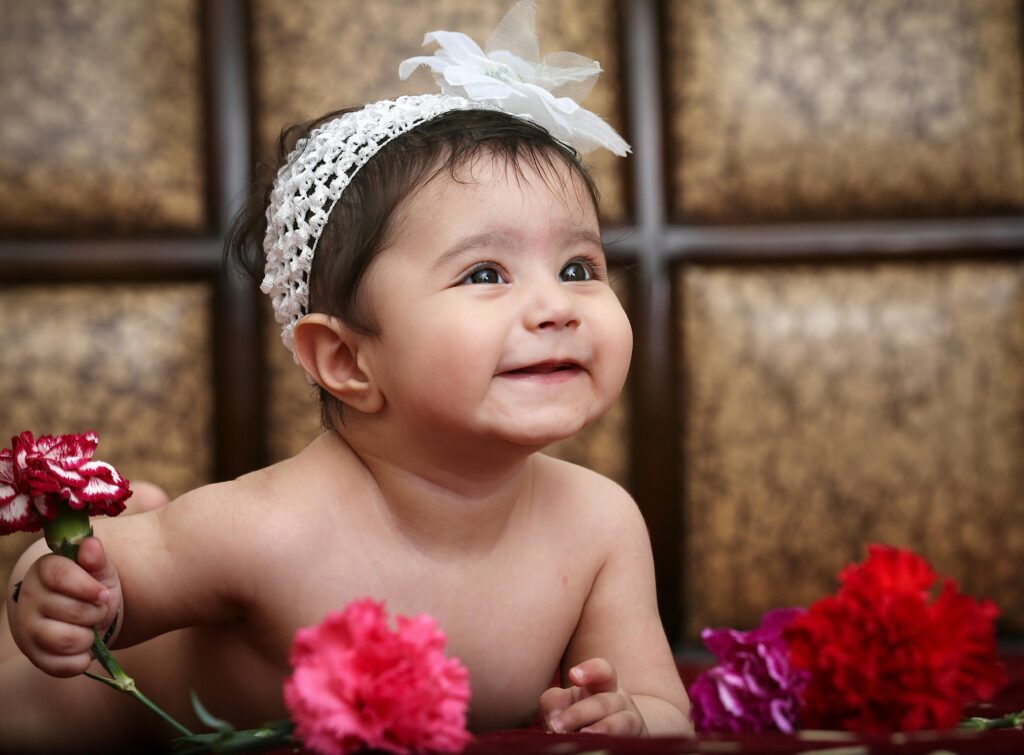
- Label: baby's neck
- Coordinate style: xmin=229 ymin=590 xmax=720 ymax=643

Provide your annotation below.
xmin=321 ymin=430 xmax=535 ymax=557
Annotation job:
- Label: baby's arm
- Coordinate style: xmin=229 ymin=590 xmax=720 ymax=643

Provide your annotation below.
xmin=539 ymin=484 xmax=692 ymax=737
xmin=7 ymin=484 xmax=247 ymax=675
xmin=1 ymin=529 xmax=186 ymax=751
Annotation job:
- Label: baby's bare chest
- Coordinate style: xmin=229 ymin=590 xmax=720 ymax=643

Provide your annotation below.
xmin=264 ymin=542 xmax=596 ymax=729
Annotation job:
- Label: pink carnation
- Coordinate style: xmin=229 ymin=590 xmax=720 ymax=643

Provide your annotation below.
xmin=0 ymin=431 xmax=131 ymax=535
xmin=284 ymin=599 xmax=471 ymax=755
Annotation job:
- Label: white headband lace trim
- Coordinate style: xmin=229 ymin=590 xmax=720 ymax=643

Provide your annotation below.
xmin=261 ymin=0 xmax=630 ymax=360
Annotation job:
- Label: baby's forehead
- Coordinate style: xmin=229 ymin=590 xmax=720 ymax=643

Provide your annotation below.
xmin=406 ymin=151 xmax=598 ymax=220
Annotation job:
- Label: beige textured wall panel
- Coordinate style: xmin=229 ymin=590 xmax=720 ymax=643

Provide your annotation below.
xmin=0 ymin=1 xmax=206 ymax=233
xmin=250 ymin=0 xmax=627 ymax=223
xmin=679 ymin=262 xmax=1024 ymax=639
xmin=266 ymin=270 xmax=633 ymax=489
xmin=0 ymin=283 xmax=215 ymax=499
xmin=264 ymin=299 xmax=323 ymax=464
xmin=665 ymin=0 xmax=1024 ymax=222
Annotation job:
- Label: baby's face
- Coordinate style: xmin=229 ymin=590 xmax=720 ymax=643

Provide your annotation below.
xmin=359 ymin=155 xmax=632 ymax=448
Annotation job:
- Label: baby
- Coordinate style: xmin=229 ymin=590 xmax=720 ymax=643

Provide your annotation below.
xmin=0 ymin=6 xmax=691 ymax=750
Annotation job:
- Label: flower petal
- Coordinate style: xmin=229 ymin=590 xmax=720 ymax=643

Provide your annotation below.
xmin=0 ymin=455 xmax=16 ymax=492
xmin=78 ymin=474 xmax=130 ymax=503
xmin=398 ymin=53 xmax=448 ymax=82
xmin=0 ymin=481 xmax=17 ymax=505
xmin=78 ymin=460 xmax=126 ymax=486
xmin=422 ymin=30 xmax=489 ymax=67
xmin=558 ymin=107 xmax=630 ymax=157
xmin=484 ymin=0 xmax=540 ymax=63
xmin=0 ymin=492 xmax=40 ymax=535
xmin=41 ymin=460 xmax=87 ymax=487
xmin=540 ymin=51 xmax=601 ymax=100
xmin=717 ymin=680 xmax=744 ymax=716
xmin=34 ymin=494 xmax=59 ymax=521
xmin=442 ymin=68 xmax=518 ymax=100
xmin=35 ymin=431 xmax=98 ymax=467
xmin=486 ymin=49 xmax=538 ymax=83
xmin=770 ymin=698 xmax=796 ymax=734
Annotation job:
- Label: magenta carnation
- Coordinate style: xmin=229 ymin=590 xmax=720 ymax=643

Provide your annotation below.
xmin=0 ymin=431 xmax=131 ymax=535
xmin=284 ymin=599 xmax=471 ymax=755
xmin=691 ymin=607 xmax=809 ymax=734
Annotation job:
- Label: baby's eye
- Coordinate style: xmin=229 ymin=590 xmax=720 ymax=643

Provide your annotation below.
xmin=462 ymin=265 xmax=506 ymax=285
xmin=560 ymin=260 xmax=594 ymax=282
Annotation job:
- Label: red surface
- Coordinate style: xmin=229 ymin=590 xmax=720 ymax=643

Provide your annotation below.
xmin=462 ymin=655 xmax=1024 ymax=754
xmin=466 ymin=728 xmax=1024 ymax=754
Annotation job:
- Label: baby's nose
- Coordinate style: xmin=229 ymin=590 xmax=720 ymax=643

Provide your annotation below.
xmin=526 ymin=281 xmax=580 ymax=330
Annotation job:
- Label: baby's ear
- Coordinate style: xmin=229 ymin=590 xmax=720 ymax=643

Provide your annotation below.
xmin=292 ymin=314 xmax=383 ymax=414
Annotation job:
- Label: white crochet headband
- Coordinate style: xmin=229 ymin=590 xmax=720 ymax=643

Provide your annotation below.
xmin=261 ymin=0 xmax=631 ymax=360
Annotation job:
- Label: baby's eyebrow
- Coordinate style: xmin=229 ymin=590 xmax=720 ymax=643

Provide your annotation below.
xmin=432 ymin=226 xmax=603 ymax=270
xmin=433 ymin=229 xmax=524 ymax=270
xmin=560 ymin=227 xmax=605 ymax=252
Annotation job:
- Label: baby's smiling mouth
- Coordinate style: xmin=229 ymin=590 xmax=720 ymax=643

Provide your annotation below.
xmin=500 ymin=360 xmax=584 ymax=376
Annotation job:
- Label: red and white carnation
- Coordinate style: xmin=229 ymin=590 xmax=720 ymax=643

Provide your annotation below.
xmin=0 ymin=431 xmax=131 ymax=534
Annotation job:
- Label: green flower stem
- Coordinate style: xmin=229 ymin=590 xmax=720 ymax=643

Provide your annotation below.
xmin=962 ymin=709 xmax=1024 ymax=731
xmin=172 ymin=721 xmax=297 ymax=755
xmin=87 ymin=629 xmax=194 ymax=738
xmin=42 ymin=503 xmax=194 ymax=739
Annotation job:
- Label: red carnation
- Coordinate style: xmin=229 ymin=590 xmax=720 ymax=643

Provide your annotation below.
xmin=786 ymin=545 xmax=1006 ymax=733
xmin=0 ymin=431 xmax=131 ymax=535
xmin=284 ymin=599 xmax=471 ymax=755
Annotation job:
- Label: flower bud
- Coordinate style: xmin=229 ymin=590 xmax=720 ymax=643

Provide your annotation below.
xmin=42 ymin=502 xmax=93 ymax=559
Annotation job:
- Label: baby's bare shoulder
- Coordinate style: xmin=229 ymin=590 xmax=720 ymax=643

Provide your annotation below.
xmin=141 ymin=454 xmax=320 ymax=549
xmin=533 ymin=454 xmax=643 ymax=532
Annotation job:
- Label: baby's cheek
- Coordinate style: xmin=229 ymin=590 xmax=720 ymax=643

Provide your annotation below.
xmin=600 ymin=307 xmax=633 ymax=390
xmin=398 ymin=336 xmax=485 ymax=406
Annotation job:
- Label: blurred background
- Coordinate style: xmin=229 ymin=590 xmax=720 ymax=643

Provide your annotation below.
xmin=0 ymin=0 xmax=1021 ymax=650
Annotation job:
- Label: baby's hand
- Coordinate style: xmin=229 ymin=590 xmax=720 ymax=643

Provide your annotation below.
xmin=539 ymin=658 xmax=647 ymax=736
xmin=10 ymin=537 xmax=121 ymax=677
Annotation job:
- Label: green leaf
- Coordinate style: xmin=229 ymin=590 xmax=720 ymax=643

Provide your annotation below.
xmin=190 ymin=690 xmax=234 ymax=734
xmin=172 ymin=720 xmax=297 ymax=754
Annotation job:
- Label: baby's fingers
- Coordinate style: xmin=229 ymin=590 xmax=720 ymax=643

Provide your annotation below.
xmin=569 ymin=658 xmax=617 ymax=693
xmin=549 ymin=691 xmax=624 ymax=734
xmin=539 ymin=686 xmax=574 ymax=730
xmin=580 ymin=709 xmax=646 ymax=737
xmin=27 ymin=619 xmax=96 ymax=676
xmin=36 ymin=554 xmax=109 ymax=605
xmin=38 ymin=591 xmax=109 ymax=628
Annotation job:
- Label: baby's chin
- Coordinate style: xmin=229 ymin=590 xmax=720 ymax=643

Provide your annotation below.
xmin=489 ymin=414 xmax=597 ymax=450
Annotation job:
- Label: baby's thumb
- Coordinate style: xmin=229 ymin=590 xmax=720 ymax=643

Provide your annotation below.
xmin=76 ymin=537 xmax=119 ymax=590
xmin=539 ymin=685 xmax=573 ymax=717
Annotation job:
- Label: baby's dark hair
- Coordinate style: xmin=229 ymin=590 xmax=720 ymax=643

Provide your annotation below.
xmin=227 ymin=107 xmax=602 ymax=429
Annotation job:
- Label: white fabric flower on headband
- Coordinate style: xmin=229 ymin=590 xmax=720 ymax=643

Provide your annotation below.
xmin=398 ymin=0 xmax=630 ymax=157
